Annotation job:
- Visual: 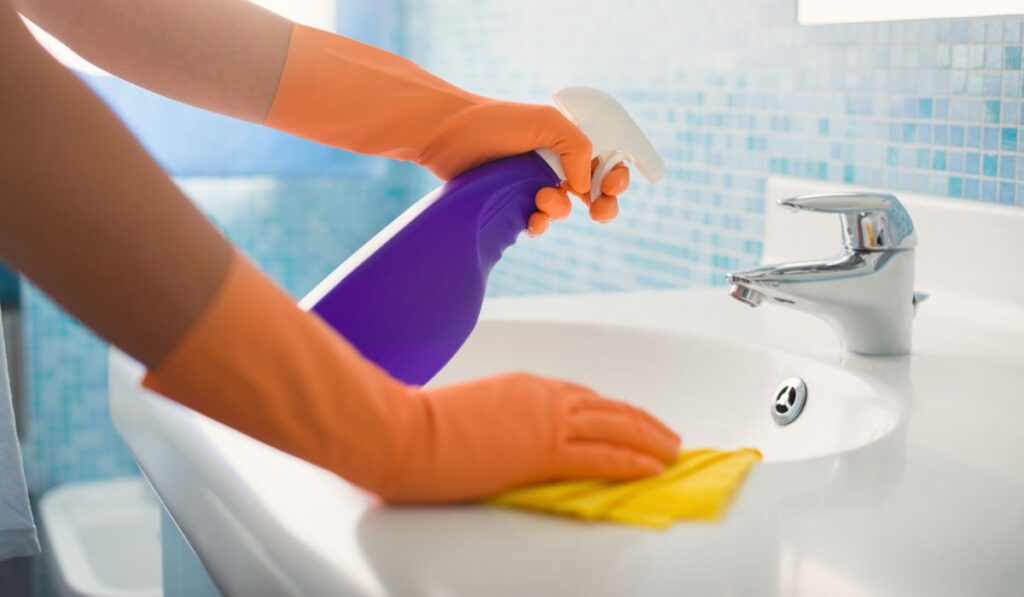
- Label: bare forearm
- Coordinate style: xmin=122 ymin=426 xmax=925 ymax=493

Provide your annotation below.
xmin=13 ymin=0 xmax=292 ymax=122
xmin=0 ymin=3 xmax=233 ymax=367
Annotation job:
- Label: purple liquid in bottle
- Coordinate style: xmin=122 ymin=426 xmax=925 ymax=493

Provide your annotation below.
xmin=308 ymin=152 xmax=560 ymax=385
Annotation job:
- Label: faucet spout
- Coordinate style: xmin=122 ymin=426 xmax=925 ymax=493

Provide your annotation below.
xmin=729 ymin=284 xmax=764 ymax=307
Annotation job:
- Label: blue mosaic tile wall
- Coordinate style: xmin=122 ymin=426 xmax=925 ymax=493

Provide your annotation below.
xmin=403 ymin=0 xmax=1024 ymax=295
xmin=20 ymin=173 xmax=411 ymax=494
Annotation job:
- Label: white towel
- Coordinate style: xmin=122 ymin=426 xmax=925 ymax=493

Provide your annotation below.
xmin=0 ymin=307 xmax=39 ymax=561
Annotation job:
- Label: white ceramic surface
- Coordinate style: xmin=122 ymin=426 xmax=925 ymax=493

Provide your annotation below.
xmin=109 ymin=177 xmax=1024 ymax=596
xmin=434 ymin=322 xmax=901 ymax=463
xmin=40 ymin=477 xmax=162 ymax=597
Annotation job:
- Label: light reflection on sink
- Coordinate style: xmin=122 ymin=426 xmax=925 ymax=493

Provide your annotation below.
xmin=432 ymin=320 xmax=902 ymax=463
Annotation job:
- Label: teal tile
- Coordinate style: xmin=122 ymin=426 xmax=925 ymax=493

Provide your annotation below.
xmin=948 ymin=176 xmax=964 ymax=198
xmin=984 ymin=153 xmax=999 ymax=176
xmin=1001 ymin=127 xmax=1019 ymax=150
xmin=986 ymin=100 xmax=1001 ymax=123
xmin=1006 ymin=46 xmax=1022 ymax=69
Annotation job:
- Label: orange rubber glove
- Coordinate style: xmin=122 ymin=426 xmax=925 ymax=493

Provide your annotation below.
xmin=529 ymin=162 xmax=630 ymax=236
xmin=263 ymin=24 xmax=629 ymax=237
xmin=143 ymin=252 xmax=680 ymax=503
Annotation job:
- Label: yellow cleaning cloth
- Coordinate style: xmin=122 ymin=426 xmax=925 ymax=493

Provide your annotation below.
xmin=488 ymin=448 xmax=761 ymax=529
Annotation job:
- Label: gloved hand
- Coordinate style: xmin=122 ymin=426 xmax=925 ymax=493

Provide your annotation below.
xmin=529 ymin=162 xmax=630 ymax=236
xmin=263 ymin=24 xmax=629 ymax=238
xmin=144 ymin=252 xmax=680 ymax=503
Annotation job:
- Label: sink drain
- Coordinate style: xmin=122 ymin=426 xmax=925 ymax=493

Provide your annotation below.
xmin=771 ymin=377 xmax=807 ymax=426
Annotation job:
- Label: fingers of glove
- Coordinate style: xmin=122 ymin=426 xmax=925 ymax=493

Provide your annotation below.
xmin=600 ymin=163 xmax=630 ymax=196
xmin=559 ymin=442 xmax=664 ymax=481
xmin=589 ymin=194 xmax=619 ymax=223
xmin=528 ymin=161 xmax=626 ymax=230
xmin=568 ymin=411 xmax=680 ymax=463
xmin=574 ymin=395 xmax=681 ymax=447
xmin=567 ymin=161 xmax=630 ymax=202
xmin=537 ymin=107 xmax=592 ymax=196
xmin=568 ymin=181 xmax=592 ymax=207
xmin=534 ymin=186 xmax=572 ymax=221
xmin=526 ymin=212 xmax=550 ymax=237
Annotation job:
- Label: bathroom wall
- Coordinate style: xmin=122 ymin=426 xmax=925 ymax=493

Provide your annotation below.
xmin=403 ymin=0 xmax=1024 ymax=295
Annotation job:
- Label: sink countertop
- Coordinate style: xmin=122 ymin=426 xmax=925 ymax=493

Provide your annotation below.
xmin=109 ymin=178 xmax=1024 ymax=596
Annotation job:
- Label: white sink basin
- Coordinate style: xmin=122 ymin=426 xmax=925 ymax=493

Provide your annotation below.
xmin=108 ymin=311 xmax=906 ymax=596
xmin=433 ymin=321 xmax=900 ymax=463
xmin=107 ymin=178 xmax=1024 ymax=596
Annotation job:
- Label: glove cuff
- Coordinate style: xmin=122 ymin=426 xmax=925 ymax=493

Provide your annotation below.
xmin=143 ymin=251 xmax=413 ymax=493
xmin=264 ymin=23 xmax=479 ymax=162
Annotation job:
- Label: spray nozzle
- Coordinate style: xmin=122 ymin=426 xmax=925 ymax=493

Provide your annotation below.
xmin=539 ymin=87 xmax=666 ymax=201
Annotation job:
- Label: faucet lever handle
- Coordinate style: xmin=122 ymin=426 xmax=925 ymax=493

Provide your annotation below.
xmin=779 ymin=192 xmax=917 ymax=251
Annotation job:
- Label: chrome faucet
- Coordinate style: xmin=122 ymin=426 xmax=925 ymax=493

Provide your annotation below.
xmin=727 ymin=192 xmax=925 ymax=356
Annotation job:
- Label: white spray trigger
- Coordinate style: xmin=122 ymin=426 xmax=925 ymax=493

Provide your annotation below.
xmin=552 ymin=87 xmax=666 ymax=201
xmin=590 ymin=150 xmax=627 ymax=200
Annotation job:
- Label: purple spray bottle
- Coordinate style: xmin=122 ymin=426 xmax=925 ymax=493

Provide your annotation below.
xmin=299 ymin=87 xmax=666 ymax=385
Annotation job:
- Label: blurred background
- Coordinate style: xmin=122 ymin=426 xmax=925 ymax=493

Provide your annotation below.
xmin=5 ymin=0 xmax=1024 ymax=592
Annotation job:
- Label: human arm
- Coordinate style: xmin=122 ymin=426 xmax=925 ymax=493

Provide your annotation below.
xmin=13 ymin=0 xmax=629 ymax=232
xmin=12 ymin=0 xmax=291 ymax=122
xmin=0 ymin=0 xmax=233 ymax=366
